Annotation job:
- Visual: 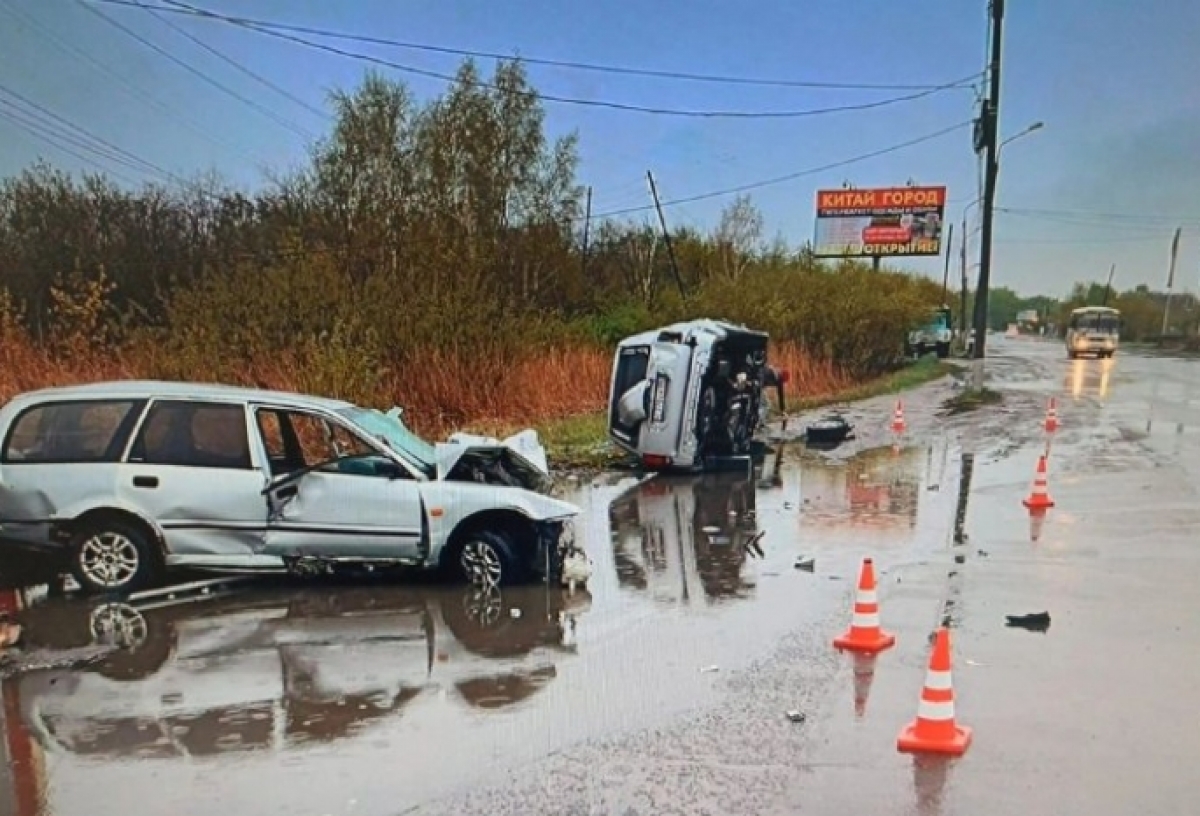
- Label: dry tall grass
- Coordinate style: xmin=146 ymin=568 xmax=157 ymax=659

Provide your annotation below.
xmin=0 ymin=327 xmax=851 ymax=439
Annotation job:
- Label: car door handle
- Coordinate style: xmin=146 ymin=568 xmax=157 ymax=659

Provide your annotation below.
xmin=132 ymin=475 xmax=159 ymax=489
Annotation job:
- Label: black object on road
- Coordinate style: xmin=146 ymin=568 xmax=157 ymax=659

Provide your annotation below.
xmin=1005 ymin=611 xmax=1051 ymax=632
xmin=804 ymin=414 xmax=855 ymax=449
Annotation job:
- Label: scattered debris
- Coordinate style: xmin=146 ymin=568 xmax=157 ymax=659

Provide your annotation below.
xmin=700 ymin=665 xmax=720 ymax=673
xmin=977 ymin=549 xmax=989 ymax=557
xmin=954 ymin=554 xmax=966 ymax=564
xmin=744 ymin=530 xmax=766 ymax=558
xmin=786 ymin=710 xmax=806 ymax=723
xmin=562 ymin=550 xmax=594 ymax=593
xmin=804 ymin=414 xmax=855 ymax=449
xmin=965 ymin=659 xmax=985 ymax=667
xmin=509 ymin=608 xmax=522 ymax=619
xmin=793 ymin=555 xmax=816 ymax=572
xmin=1006 ymin=611 xmax=1051 ymax=632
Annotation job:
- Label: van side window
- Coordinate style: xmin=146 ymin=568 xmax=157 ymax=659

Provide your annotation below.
xmin=1 ymin=400 xmax=146 ymax=464
xmin=128 ymin=401 xmax=253 ymax=470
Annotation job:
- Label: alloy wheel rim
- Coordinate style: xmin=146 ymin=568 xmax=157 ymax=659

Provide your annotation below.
xmin=79 ymin=532 xmax=140 ymax=589
xmin=460 ymin=540 xmax=503 ymax=587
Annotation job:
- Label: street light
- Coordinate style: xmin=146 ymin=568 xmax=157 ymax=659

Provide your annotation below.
xmin=999 ymin=120 xmax=1044 ymax=151
xmin=962 ymin=121 xmax=1045 ymax=224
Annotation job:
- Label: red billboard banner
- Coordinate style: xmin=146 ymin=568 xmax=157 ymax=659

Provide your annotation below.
xmin=812 ymin=185 xmax=947 ymax=258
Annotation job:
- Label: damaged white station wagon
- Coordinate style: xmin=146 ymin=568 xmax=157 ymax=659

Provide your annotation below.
xmin=0 ymin=381 xmax=584 ymax=594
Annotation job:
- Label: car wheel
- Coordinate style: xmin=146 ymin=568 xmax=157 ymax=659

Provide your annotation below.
xmin=69 ymin=519 xmax=161 ymax=595
xmin=935 ymin=342 xmax=950 ymax=359
xmin=457 ymin=529 xmax=523 ymax=588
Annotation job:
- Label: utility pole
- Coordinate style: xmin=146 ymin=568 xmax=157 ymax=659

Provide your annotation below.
xmin=970 ymin=0 xmax=1005 ymax=388
xmin=940 ymin=222 xmax=955 ymax=305
xmin=647 ymin=171 xmax=687 ymax=299
xmin=580 ymin=186 xmax=592 ymax=280
xmin=1101 ymin=263 xmax=1116 ymax=307
xmin=1162 ymin=227 xmax=1182 ymax=338
xmin=959 ymin=215 xmax=969 ymax=347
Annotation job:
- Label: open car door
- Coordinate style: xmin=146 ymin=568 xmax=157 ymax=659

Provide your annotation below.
xmin=254 ymin=406 xmax=426 ymax=563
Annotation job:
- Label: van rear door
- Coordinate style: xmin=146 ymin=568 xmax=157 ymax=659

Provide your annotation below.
xmin=634 ymin=341 xmax=696 ymax=463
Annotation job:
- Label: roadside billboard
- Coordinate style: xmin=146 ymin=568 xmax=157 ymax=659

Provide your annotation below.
xmin=812 ymin=186 xmax=947 ymax=258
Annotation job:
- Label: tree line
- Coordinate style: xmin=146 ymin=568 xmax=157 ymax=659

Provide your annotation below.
xmin=0 ymin=59 xmax=946 ymax=421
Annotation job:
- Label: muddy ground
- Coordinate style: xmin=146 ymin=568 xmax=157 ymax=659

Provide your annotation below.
xmin=2 ymin=335 xmax=1198 ymax=816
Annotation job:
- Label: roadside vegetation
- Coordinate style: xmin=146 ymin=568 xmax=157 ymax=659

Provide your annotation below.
xmin=0 ymin=60 xmax=948 ymax=456
xmin=941 ymin=387 xmax=1004 ymax=415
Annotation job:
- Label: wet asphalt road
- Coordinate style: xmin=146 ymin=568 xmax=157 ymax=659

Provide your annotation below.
xmin=2 ymin=337 xmax=1199 ymax=816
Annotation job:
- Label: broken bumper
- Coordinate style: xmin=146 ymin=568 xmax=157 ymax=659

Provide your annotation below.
xmin=533 ymin=518 xmax=580 ymax=583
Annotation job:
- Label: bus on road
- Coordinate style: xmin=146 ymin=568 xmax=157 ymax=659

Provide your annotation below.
xmin=1065 ymin=306 xmax=1121 ymax=359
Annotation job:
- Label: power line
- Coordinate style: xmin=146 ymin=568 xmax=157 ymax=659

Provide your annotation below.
xmin=0 ymin=83 xmax=173 ymax=180
xmin=141 ymin=4 xmax=328 ymax=122
xmin=0 ymin=0 xmax=259 ymax=165
xmin=999 ymin=206 xmax=1200 ymax=225
xmin=94 ymin=0 xmax=978 ymax=93
xmin=996 ymin=232 xmax=1190 ymax=245
xmin=76 ymin=0 xmax=316 ymax=141
xmin=92 ymin=0 xmax=980 ymax=119
xmin=0 ymin=104 xmax=144 ymax=185
xmin=590 ymin=119 xmax=973 ymax=219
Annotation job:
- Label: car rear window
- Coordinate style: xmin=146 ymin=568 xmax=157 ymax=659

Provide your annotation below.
xmin=1 ymin=399 xmax=146 ymax=464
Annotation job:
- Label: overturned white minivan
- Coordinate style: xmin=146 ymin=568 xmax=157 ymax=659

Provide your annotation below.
xmin=607 ymin=319 xmax=788 ymax=472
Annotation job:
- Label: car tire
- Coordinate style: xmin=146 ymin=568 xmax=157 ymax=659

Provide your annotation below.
xmin=456 ymin=529 xmax=525 ymax=588
xmin=68 ymin=518 xmax=162 ymax=596
xmin=935 ymin=342 xmax=950 ymax=359
xmin=1067 ymin=351 xmax=1077 ymax=360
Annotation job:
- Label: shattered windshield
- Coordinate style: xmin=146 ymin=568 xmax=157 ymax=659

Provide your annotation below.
xmin=337 ymin=406 xmax=437 ymax=471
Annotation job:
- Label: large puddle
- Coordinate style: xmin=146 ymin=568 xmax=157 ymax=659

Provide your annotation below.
xmin=0 ymin=439 xmax=961 ymax=816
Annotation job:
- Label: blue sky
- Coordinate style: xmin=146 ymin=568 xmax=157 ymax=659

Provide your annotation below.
xmin=2 ymin=0 xmax=1199 ymax=297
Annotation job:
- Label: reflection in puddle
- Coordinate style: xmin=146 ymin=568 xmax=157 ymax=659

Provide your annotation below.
xmin=797 ymin=444 xmax=926 ymax=531
xmin=1068 ymin=357 xmax=1113 ymax=403
xmin=609 ymin=472 xmax=760 ymax=604
xmin=4 ymin=581 xmax=590 ymax=764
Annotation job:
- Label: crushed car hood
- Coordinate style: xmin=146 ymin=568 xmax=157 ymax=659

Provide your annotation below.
xmin=435 ymin=429 xmax=554 ymax=492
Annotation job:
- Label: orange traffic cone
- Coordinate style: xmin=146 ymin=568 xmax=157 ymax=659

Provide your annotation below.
xmin=1022 ymin=455 xmax=1055 ymax=510
xmin=891 ymin=399 xmax=907 ymax=434
xmin=833 ymin=557 xmax=896 ymax=654
xmin=897 ymin=627 xmax=972 ymax=756
xmin=1044 ymin=397 xmax=1059 ymax=433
